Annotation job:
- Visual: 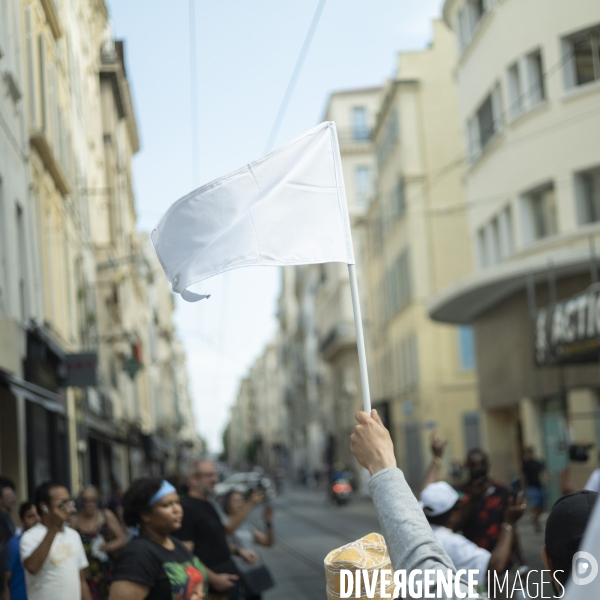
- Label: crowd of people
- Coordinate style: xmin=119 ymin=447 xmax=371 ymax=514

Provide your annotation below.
xmin=0 ymin=461 xmax=274 ymax=600
xmin=350 ymin=409 xmax=600 ymax=599
xmin=2 ymin=424 xmax=599 ymax=600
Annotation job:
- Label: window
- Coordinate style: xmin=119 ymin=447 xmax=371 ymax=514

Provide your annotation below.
xmin=527 ymin=50 xmax=545 ymax=104
xmin=385 ymin=177 xmax=405 ymax=226
xmin=576 ymin=167 xmax=600 ymax=225
xmin=25 ymin=7 xmax=36 ymax=126
xmin=458 ymin=326 xmax=476 ymax=370
xmin=477 ymin=228 xmax=488 ymax=269
xmin=399 ymin=333 xmax=419 ymax=392
xmin=455 ymin=0 xmax=489 ymax=50
xmin=498 ymin=205 xmax=514 ymax=257
xmin=376 ymin=108 xmax=399 ymax=170
xmin=477 ymin=95 xmax=495 ymax=148
xmin=508 ymin=62 xmax=524 ymax=116
xmin=463 ymin=412 xmax=481 ymax=451
xmin=564 ymin=26 xmax=600 ymax=88
xmin=523 ymin=184 xmax=557 ymax=242
xmin=352 ymin=107 xmax=369 ymax=141
xmin=386 ymin=249 xmax=411 ymax=317
xmin=477 ymin=204 xmax=514 ymax=269
xmin=469 ymin=84 xmax=502 ymax=160
xmin=17 ymin=205 xmax=28 ymax=321
xmin=393 ymin=177 xmax=406 ymax=220
xmin=355 ymin=166 xmax=372 ymax=208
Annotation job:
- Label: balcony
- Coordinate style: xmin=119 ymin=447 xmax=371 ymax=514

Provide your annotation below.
xmin=336 ymin=127 xmax=373 ymax=153
xmin=319 ymin=322 xmax=356 ymax=361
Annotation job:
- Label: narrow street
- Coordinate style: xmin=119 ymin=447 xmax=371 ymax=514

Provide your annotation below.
xmin=257 ymin=485 xmax=381 ymax=599
xmin=256 ymin=485 xmax=547 ymax=600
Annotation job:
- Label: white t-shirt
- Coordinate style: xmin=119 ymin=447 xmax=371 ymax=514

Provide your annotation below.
xmin=431 ymin=525 xmax=491 ymax=587
xmin=584 ymin=469 xmax=600 ymax=493
xmin=20 ymin=523 xmax=89 ymax=600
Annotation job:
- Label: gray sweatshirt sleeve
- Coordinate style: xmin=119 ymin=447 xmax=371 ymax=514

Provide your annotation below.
xmin=369 ymin=467 xmax=472 ymax=598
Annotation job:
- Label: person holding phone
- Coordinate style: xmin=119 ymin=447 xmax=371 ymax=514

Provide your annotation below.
xmin=20 ymin=482 xmax=92 ymax=600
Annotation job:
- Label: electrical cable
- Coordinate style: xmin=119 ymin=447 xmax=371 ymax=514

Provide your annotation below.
xmin=189 ymin=0 xmax=200 ymax=187
xmin=263 ymin=0 xmax=328 ymax=154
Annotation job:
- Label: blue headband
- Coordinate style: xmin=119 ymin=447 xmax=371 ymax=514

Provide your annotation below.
xmin=148 ymin=481 xmax=177 ymax=507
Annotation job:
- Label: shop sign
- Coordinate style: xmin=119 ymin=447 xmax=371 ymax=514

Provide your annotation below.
xmin=535 ymin=286 xmax=600 ymax=365
xmin=65 ymin=353 xmax=98 ymax=387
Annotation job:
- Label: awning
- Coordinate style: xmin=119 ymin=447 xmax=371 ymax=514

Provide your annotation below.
xmin=0 ymin=369 xmax=66 ymax=415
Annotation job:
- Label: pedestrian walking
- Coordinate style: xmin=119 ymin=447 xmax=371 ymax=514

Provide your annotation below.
xmin=521 ymin=446 xmax=546 ymax=531
xmin=173 ymin=460 xmax=256 ymax=600
xmin=70 ymin=485 xmax=127 ymax=600
xmin=3 ymin=501 xmax=40 ymax=600
xmin=108 ymin=478 xmax=207 ymax=600
xmin=20 ymin=481 xmax=91 ymax=600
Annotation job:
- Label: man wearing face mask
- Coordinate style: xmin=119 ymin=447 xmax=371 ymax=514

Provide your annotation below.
xmin=20 ymin=482 xmax=92 ymax=600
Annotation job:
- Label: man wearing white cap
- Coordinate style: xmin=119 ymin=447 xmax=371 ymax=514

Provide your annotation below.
xmin=420 ymin=481 xmax=525 ymax=589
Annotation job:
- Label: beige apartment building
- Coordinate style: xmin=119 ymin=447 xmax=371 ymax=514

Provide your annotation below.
xmin=228 ymin=341 xmax=286 ymax=472
xmin=313 ymin=87 xmax=381 ymax=477
xmin=430 ymin=0 xmax=600 ymax=502
xmin=0 ymin=0 xmax=199 ymax=506
xmin=366 ymin=20 xmax=479 ymax=490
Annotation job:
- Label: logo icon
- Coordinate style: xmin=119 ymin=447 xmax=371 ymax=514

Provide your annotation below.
xmin=572 ymin=552 xmax=598 ymax=586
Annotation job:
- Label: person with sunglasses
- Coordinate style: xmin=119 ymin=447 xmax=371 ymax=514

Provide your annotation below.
xmin=20 ymin=481 xmax=92 ymax=600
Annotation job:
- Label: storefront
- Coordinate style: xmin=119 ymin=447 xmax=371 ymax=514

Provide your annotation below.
xmin=0 ymin=370 xmax=70 ymax=498
xmin=433 ymin=271 xmax=600 ymax=506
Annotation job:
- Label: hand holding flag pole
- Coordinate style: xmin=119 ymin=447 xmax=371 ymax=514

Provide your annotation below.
xmin=152 ymin=122 xmax=371 ymax=412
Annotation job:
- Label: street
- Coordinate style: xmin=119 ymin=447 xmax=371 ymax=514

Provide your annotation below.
xmin=255 ymin=485 xmax=548 ymax=600
xmin=257 ymin=485 xmax=381 ymax=599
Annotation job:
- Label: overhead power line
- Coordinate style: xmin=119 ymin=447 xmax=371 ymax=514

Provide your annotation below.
xmin=263 ymin=0 xmax=328 ymax=154
xmin=189 ymin=0 xmax=200 ymax=187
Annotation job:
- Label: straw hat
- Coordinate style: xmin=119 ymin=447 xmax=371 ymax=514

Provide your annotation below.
xmin=324 ymin=533 xmax=394 ymax=599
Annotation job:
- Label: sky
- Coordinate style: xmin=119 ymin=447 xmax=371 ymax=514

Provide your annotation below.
xmin=105 ymin=0 xmax=445 ymax=452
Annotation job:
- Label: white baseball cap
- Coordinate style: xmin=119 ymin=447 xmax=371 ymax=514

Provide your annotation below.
xmin=419 ymin=481 xmax=462 ymax=517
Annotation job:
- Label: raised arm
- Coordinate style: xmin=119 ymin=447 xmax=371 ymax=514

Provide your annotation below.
xmin=351 ymin=410 xmax=470 ymax=599
xmin=421 ymin=434 xmax=447 ymax=494
xmin=223 ymin=489 xmax=265 ymax=534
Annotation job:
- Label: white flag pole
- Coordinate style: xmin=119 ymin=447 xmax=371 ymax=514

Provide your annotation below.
xmin=348 ymin=264 xmax=371 ymax=413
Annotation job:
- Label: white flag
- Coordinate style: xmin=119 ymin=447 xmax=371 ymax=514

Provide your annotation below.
xmin=152 ymin=122 xmax=355 ymax=301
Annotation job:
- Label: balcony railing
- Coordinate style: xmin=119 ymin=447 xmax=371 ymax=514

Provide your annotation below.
xmin=336 ymin=127 xmax=373 ymax=145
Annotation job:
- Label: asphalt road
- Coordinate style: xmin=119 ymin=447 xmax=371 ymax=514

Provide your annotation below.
xmin=252 ymin=485 xmax=381 ymax=600
xmin=248 ymin=483 xmax=548 ymax=600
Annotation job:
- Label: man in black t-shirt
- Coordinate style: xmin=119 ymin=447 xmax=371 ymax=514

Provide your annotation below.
xmin=174 ymin=460 xmax=258 ymax=600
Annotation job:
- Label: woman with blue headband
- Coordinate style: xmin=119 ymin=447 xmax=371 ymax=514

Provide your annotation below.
xmin=108 ymin=478 xmax=207 ymax=600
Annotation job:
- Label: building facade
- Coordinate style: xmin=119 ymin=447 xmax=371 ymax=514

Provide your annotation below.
xmin=430 ymin=0 xmax=600 ymax=501
xmin=365 ymin=20 xmax=479 ymax=490
xmin=0 ymin=0 xmax=200 ymax=511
